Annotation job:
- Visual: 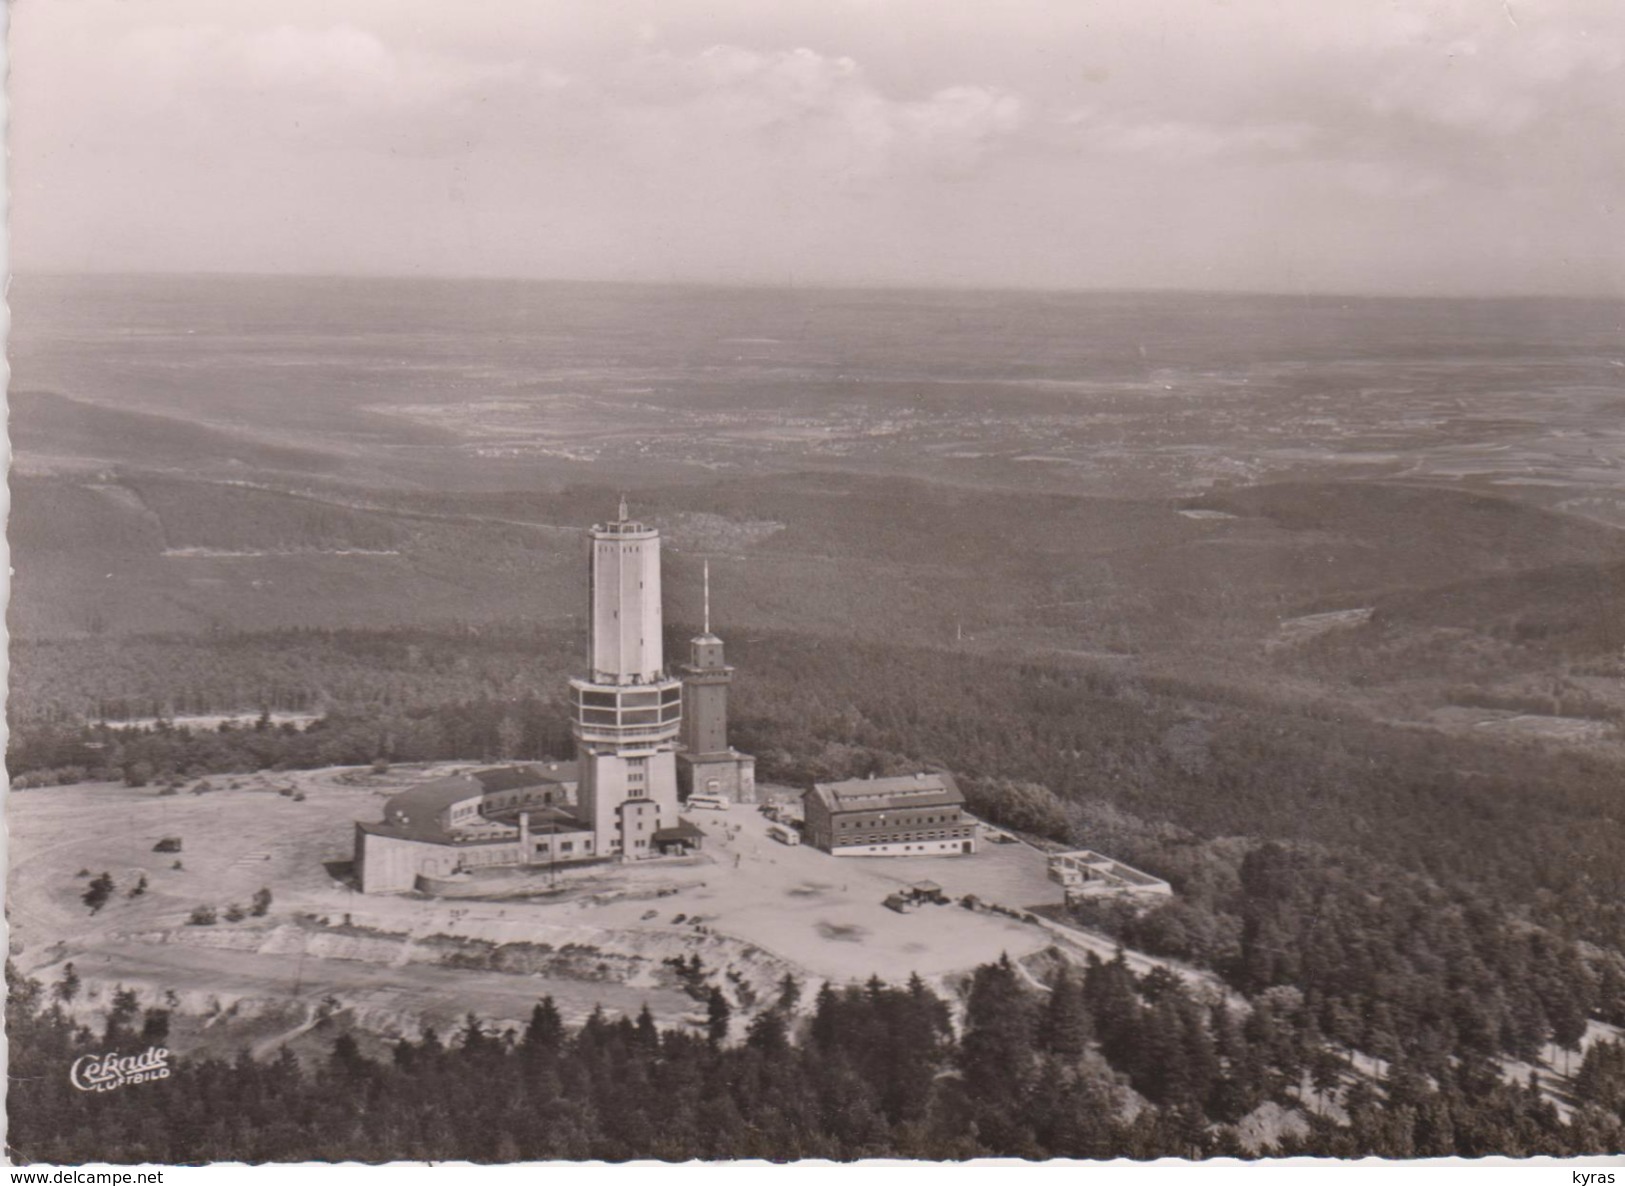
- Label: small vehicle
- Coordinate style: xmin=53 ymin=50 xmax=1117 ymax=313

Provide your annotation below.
xmin=686 ymin=794 xmax=731 ymax=811
xmin=766 ymin=823 xmax=800 ymax=846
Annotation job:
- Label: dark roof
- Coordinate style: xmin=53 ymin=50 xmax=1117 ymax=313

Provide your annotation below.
xmin=473 ymin=762 xmax=577 ymax=793
xmin=378 ymin=763 xmax=581 ymax=842
xmin=653 ymin=818 xmax=707 ymax=844
xmin=384 ymin=774 xmax=484 ymax=829
xmin=808 ymin=772 xmax=963 ymax=815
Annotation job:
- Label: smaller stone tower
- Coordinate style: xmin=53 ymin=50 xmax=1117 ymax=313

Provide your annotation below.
xmin=677 ymin=561 xmax=756 ymax=803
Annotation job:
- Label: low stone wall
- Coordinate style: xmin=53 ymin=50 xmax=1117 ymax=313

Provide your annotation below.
xmin=415 ymin=856 xmax=615 ymax=898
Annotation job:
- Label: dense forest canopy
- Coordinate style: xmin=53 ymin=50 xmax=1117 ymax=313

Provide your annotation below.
xmin=10 ymin=950 xmax=1625 ymax=1163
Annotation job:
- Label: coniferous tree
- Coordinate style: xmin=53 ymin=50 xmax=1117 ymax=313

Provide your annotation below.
xmin=140 ymin=1007 xmax=171 ymax=1047
xmin=1039 ymin=965 xmax=1093 ymax=1058
xmin=523 ymin=996 xmax=566 ymax=1056
xmin=634 ymin=1004 xmax=660 ymax=1053
xmin=778 ymin=972 xmax=803 ymax=1013
xmin=328 ymin=1032 xmax=371 ymax=1082
xmin=103 ymin=986 xmax=141 ymax=1047
xmin=1550 ymin=991 xmax=1589 ymax=1076
xmin=53 ymin=962 xmax=80 ymax=1004
xmin=1084 ymin=951 xmax=1143 ymax=1072
xmin=810 ymin=982 xmax=841 ymax=1050
xmin=745 ymin=1008 xmax=789 ymax=1056
xmin=960 ymin=954 xmax=1037 ymax=1105
xmin=706 ymin=988 xmax=731 ymax=1045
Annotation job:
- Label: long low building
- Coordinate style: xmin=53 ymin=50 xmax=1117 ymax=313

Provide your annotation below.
xmin=353 ymin=762 xmax=701 ymax=893
xmin=1046 ymin=850 xmax=1172 ymax=900
xmin=802 ymin=772 xmax=976 ymax=857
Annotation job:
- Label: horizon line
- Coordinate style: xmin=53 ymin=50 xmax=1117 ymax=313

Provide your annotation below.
xmin=12 ymin=267 xmax=1625 ymax=305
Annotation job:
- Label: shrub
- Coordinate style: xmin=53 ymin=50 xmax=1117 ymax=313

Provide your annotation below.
xmin=82 ymin=873 xmax=116 ymax=914
xmin=188 ymin=906 xmax=217 ymax=926
xmin=153 ymin=837 xmax=183 ymax=853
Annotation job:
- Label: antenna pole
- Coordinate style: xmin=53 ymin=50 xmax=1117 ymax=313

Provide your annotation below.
xmin=703 ymin=560 xmax=711 ymax=635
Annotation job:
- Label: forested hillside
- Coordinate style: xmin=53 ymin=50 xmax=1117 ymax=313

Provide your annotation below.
xmin=10 ymin=622 xmax=1625 ymax=1093
xmin=14 ymin=625 xmax=1624 ymax=947
xmin=11 ymin=952 xmax=1625 ymax=1163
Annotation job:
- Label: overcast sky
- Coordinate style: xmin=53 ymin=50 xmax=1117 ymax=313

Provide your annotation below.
xmin=11 ymin=0 xmax=1624 ymax=295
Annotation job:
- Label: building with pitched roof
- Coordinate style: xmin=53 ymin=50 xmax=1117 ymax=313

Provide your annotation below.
xmin=802 ymin=772 xmax=977 ymax=857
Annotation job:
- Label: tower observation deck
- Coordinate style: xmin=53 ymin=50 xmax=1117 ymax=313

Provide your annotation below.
xmin=570 ymin=498 xmax=683 ymax=746
xmin=571 ymin=499 xmax=684 ymax=858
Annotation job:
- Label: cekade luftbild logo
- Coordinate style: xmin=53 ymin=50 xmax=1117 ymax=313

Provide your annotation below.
xmin=69 ymin=1047 xmax=172 ymax=1093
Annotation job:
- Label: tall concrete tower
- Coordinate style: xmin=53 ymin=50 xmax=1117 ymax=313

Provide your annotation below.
xmin=570 ymin=500 xmax=683 ymax=859
xmin=677 ymin=561 xmax=757 ymax=803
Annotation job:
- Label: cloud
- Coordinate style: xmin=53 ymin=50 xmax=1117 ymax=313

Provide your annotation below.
xmin=126 ymin=24 xmax=527 ymax=105
xmin=602 ymin=45 xmax=1028 ymax=181
xmin=1058 ymin=109 xmax=1319 ymax=163
xmin=1364 ymin=24 xmax=1623 ymax=137
xmin=1285 ymin=0 xmax=1624 ymax=145
xmin=107 ymin=24 xmax=545 ymax=155
xmin=10 ymin=0 xmax=1622 ymax=292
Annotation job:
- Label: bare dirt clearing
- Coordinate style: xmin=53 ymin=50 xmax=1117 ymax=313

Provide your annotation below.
xmin=7 ymin=766 xmax=1146 ymax=1057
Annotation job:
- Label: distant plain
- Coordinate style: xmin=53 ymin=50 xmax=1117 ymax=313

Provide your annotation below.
xmin=10 ymin=274 xmax=1625 ymax=744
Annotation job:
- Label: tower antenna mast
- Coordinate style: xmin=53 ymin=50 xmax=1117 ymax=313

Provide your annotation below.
xmin=703 ymin=559 xmax=711 ymax=636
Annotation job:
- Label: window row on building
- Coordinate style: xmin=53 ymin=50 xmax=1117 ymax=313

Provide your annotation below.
xmin=837 ymin=815 xmax=963 ymax=830
xmin=834 ymin=829 xmax=970 ymax=846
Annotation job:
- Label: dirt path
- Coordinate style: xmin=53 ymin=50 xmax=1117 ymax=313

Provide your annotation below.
xmin=250 ymin=1005 xmax=322 ymax=1059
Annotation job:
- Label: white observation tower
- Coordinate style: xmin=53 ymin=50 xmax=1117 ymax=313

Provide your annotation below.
xmin=570 ymin=498 xmax=684 ymax=858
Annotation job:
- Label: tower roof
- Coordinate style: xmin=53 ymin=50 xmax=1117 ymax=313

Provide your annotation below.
xmin=593 ymin=501 xmax=655 ymax=536
xmin=807 ymin=772 xmax=963 ymax=814
xmin=597 ymin=494 xmax=645 ymax=529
